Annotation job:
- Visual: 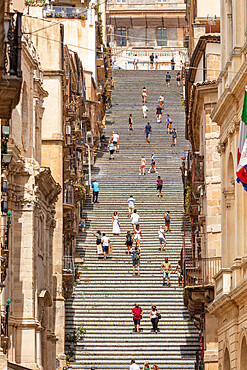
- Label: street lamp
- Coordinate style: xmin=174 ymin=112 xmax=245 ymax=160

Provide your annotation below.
xmin=1 ymin=125 xmax=10 ymax=139
xmin=1 ymin=154 xmax=12 ymax=167
xmin=1 ymin=200 xmax=8 ymax=213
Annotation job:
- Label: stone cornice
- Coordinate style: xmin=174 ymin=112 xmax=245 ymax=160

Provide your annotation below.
xmin=43 ymin=69 xmax=64 ymax=77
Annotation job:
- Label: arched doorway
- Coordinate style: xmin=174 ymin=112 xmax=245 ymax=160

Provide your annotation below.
xmin=223 ymin=348 xmax=230 ymax=370
xmin=240 ymin=336 xmax=247 ymax=369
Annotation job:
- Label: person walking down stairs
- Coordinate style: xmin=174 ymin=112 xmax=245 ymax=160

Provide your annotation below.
xmin=150 ymin=305 xmax=161 ymax=334
xmin=142 ymin=361 xmax=151 ymax=370
xmin=132 ymin=246 xmax=141 ymax=275
xmin=130 ymin=359 xmax=140 ymax=370
xmin=161 ymin=257 xmax=173 ymax=286
xmin=101 ymin=233 xmax=111 ymax=259
xmin=132 ymin=304 xmax=143 ymax=333
xmin=112 ymin=211 xmax=121 ymax=235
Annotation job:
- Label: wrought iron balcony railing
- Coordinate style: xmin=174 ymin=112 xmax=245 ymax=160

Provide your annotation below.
xmin=4 ymin=12 xmax=22 ymax=77
xmin=183 ymin=257 xmax=222 ymax=287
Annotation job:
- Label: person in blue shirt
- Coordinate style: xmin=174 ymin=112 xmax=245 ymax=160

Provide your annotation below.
xmin=108 ymin=140 xmax=115 ymax=160
xmin=92 ymin=180 xmax=99 ymax=203
xmin=145 ymin=122 xmax=152 ymax=143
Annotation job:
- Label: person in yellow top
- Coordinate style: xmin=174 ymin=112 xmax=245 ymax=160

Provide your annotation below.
xmin=160 ymin=257 xmax=173 ymax=286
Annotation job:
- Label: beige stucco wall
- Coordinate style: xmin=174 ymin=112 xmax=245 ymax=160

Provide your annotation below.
xmin=62 ymin=16 xmax=97 ymax=80
xmin=197 ymin=0 xmax=220 ymax=18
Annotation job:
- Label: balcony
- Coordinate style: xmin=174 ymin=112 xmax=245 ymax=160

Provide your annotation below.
xmin=0 ymin=12 xmax=22 ymax=119
xmin=183 ymin=257 xmax=222 ymax=319
xmin=43 ymin=6 xmax=87 ymax=20
xmin=191 ymin=153 xmax=204 ymax=195
xmin=63 ymin=183 xmax=74 ymax=208
xmin=184 ymin=257 xmax=222 ymax=287
xmin=62 ymin=256 xmax=75 ymax=298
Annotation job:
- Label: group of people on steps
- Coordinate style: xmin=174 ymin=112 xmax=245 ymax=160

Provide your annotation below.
xmin=89 ymin=69 xmax=184 ymax=370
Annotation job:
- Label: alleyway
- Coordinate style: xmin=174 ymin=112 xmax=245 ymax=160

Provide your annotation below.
xmin=66 ymin=70 xmax=200 ymax=369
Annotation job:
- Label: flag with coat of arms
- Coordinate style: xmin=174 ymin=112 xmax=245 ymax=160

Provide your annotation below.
xmin=236 ymin=88 xmax=247 ymax=191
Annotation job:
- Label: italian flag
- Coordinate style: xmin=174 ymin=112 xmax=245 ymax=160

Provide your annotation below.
xmin=236 ymin=89 xmax=247 ymax=191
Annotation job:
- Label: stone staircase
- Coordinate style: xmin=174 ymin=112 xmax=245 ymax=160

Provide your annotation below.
xmin=65 ymin=70 xmax=199 ymax=369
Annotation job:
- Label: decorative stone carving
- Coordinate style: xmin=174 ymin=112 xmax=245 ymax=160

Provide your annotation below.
xmin=217 ymin=142 xmax=226 ymax=154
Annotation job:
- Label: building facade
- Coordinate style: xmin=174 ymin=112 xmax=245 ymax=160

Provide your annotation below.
xmin=182 ymin=1 xmax=222 ymax=369
xmin=0 ymin=0 xmax=111 ymax=368
xmin=106 ymin=0 xmax=187 ymax=68
xmin=208 ymin=0 xmax=247 ymax=369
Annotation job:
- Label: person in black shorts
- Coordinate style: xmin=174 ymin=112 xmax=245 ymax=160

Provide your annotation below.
xmin=156 ymin=105 xmax=163 ymax=123
xmin=125 ymin=230 xmax=133 ymax=254
xmin=129 ymin=114 xmax=134 ymax=131
xmin=156 ymin=176 xmax=163 ymax=197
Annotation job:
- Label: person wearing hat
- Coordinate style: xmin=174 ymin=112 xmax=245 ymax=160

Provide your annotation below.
xmin=158 ymin=226 xmax=166 ymax=251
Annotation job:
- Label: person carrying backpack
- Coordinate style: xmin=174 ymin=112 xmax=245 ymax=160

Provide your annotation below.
xmin=125 ymin=230 xmax=133 ymax=254
xmin=171 ymin=128 xmax=178 ymax=146
xmin=165 ymin=71 xmax=171 ymax=86
xmin=132 ymin=246 xmax=141 ymax=275
xmin=164 ymin=211 xmax=171 ymax=232
xmin=156 ymin=175 xmax=163 ymax=197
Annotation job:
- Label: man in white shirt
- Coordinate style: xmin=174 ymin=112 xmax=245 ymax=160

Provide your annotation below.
xmin=130 ymin=360 xmax=140 ymax=370
xmin=101 ymin=233 xmax=111 ymax=259
xmin=131 ymin=209 xmax=140 ymax=230
xmin=127 ymin=195 xmax=135 ymax=217
xmin=112 ymin=132 xmax=119 ymax=152
xmin=142 ymin=104 xmax=148 ymax=118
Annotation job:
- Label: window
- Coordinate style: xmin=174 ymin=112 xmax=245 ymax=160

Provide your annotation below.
xmin=157 ymin=27 xmax=167 ymax=46
xmin=116 ymin=27 xmax=127 ymax=46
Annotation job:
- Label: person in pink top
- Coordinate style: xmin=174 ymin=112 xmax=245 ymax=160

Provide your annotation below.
xmin=134 ymin=224 xmax=142 ymax=249
xmin=139 ymin=156 xmax=146 ymax=176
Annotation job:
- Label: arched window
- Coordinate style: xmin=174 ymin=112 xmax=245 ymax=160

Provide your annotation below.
xmin=240 ymin=336 xmax=247 ymax=370
xmin=223 ymin=348 xmax=231 ymax=370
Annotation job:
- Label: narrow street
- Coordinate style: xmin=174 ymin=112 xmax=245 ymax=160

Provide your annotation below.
xmin=66 ymin=70 xmax=200 ymax=369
